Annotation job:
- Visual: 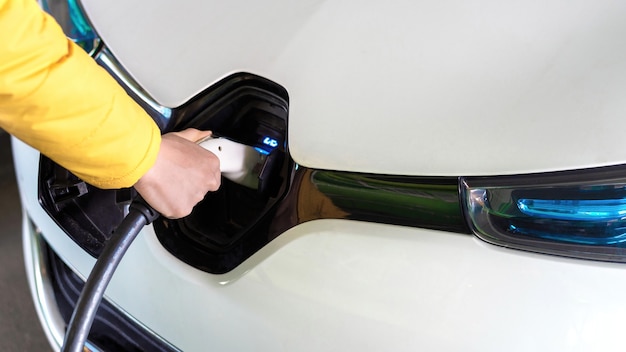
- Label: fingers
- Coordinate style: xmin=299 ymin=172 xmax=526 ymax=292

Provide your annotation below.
xmin=172 ymin=128 xmax=212 ymax=143
xmin=134 ymin=129 xmax=221 ymax=219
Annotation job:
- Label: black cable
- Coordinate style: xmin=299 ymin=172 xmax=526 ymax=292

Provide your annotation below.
xmin=61 ymin=198 xmax=160 ymax=352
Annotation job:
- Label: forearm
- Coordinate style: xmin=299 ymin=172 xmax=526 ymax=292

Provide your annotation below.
xmin=0 ymin=0 xmax=160 ymax=189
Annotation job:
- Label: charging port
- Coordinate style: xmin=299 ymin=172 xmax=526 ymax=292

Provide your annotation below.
xmin=154 ymin=76 xmax=291 ymax=274
xmin=38 ymin=73 xmax=292 ymax=271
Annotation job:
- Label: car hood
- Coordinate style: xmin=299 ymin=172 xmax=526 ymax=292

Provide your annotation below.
xmin=81 ymin=0 xmax=626 ymax=176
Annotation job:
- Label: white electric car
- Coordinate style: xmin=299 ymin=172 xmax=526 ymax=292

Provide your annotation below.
xmin=16 ymin=1 xmax=626 ymax=351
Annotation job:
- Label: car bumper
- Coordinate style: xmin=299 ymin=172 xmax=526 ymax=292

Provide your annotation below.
xmin=22 ymin=214 xmax=179 ymax=351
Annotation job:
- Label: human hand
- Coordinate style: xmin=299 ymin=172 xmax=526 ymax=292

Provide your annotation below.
xmin=134 ymin=129 xmax=221 ymax=218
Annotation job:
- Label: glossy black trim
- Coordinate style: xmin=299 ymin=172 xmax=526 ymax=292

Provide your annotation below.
xmin=157 ymin=165 xmax=469 ymax=274
xmin=289 ymin=169 xmax=468 ymax=233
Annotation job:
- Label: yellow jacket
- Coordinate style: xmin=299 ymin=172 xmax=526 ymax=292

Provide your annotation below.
xmin=0 ymin=0 xmax=160 ymax=189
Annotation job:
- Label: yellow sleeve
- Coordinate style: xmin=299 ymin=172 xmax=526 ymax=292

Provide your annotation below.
xmin=0 ymin=0 xmax=161 ymax=189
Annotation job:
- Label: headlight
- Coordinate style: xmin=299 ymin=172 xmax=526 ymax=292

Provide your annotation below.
xmin=462 ymin=165 xmax=626 ymax=262
xmin=39 ymin=0 xmax=100 ymax=55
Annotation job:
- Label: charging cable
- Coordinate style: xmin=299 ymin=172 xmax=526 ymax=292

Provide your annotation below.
xmin=61 ymin=197 xmax=159 ymax=352
xmin=60 ymin=136 xmax=260 ymax=351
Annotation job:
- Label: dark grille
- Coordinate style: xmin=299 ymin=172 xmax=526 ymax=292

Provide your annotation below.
xmin=44 ymin=238 xmax=178 ymax=352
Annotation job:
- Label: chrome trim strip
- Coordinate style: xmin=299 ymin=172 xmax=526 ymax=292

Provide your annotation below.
xmin=96 ymin=49 xmax=173 ymax=119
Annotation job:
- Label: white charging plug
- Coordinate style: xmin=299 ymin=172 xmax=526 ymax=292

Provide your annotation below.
xmin=197 ymin=136 xmax=265 ymax=189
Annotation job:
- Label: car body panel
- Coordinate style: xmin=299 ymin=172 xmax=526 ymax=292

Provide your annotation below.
xmin=82 ymin=0 xmax=626 ymax=176
xmin=14 ymin=138 xmax=626 ymax=351
xmin=18 ymin=1 xmax=626 ymax=350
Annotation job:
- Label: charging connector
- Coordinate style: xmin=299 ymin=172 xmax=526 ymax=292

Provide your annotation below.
xmin=197 ymin=136 xmax=266 ymax=189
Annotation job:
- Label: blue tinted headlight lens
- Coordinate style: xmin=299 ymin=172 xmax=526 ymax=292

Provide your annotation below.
xmin=40 ymin=0 xmax=99 ymax=55
xmin=517 ymin=197 xmax=626 ymax=221
xmin=462 ymin=165 xmax=626 ymax=262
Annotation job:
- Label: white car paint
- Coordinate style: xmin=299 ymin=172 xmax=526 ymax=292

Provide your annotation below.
xmin=15 ymin=136 xmax=626 ymax=352
xmin=82 ymin=0 xmax=626 ymax=177
xmin=15 ymin=1 xmax=626 ymax=351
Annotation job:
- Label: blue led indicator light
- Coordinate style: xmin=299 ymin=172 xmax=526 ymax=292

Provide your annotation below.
xmin=263 ymin=137 xmax=279 ymax=148
xmin=254 ymin=147 xmax=270 ymax=155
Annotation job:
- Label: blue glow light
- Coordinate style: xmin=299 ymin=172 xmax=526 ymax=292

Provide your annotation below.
xmin=255 ymin=136 xmax=279 ymax=155
xmin=67 ymin=0 xmax=94 ymax=40
xmin=263 ymin=137 xmax=279 ymax=148
xmin=517 ymin=198 xmax=626 ymax=221
xmin=464 ymin=172 xmax=626 ymax=261
xmin=254 ymin=147 xmax=270 ymax=155
xmin=42 ymin=0 xmax=98 ymax=53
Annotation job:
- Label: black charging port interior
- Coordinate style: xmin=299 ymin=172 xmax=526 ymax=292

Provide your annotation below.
xmin=38 ymin=73 xmax=291 ymax=272
xmin=154 ymin=79 xmax=292 ymax=274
